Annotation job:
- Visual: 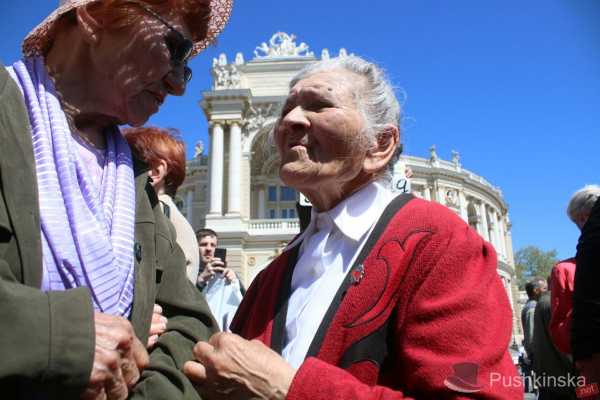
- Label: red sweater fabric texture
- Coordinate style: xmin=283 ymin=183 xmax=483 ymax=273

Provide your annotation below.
xmin=549 ymin=258 xmax=576 ymax=355
xmin=231 ymin=198 xmax=522 ymax=399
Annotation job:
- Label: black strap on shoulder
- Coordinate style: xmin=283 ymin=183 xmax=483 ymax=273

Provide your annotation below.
xmin=160 ymin=200 xmax=171 ymax=219
xmin=270 ymin=244 xmax=300 ymax=354
xmin=304 ymin=193 xmax=415 ymax=360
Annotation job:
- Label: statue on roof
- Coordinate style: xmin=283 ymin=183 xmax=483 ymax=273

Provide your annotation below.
xmin=254 ymin=32 xmax=314 ymax=58
xmin=451 ymin=150 xmax=461 ymax=168
xmin=429 ymin=145 xmax=438 ymax=162
xmin=235 ymin=52 xmax=245 ymax=65
xmin=211 ymin=55 xmax=242 ymax=90
xmin=194 ymin=141 xmax=204 ymax=159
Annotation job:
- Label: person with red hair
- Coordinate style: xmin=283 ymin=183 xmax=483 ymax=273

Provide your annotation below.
xmin=125 ymin=127 xmax=200 ymax=287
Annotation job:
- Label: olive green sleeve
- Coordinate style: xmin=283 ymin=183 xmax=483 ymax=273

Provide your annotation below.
xmin=130 ymin=239 xmax=218 ymax=400
xmin=0 ymin=261 xmax=94 ymax=396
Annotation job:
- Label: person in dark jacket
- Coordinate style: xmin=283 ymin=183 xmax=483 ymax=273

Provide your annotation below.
xmin=573 ymin=195 xmax=600 ymax=389
xmin=533 ymin=291 xmax=577 ymax=400
xmin=522 ymin=277 xmax=548 ymax=365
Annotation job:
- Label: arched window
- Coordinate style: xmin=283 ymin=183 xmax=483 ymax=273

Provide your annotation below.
xmin=467 ymin=202 xmax=479 ymax=231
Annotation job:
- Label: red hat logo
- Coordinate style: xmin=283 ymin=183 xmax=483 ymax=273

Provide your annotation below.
xmin=444 ymin=362 xmax=484 ymax=393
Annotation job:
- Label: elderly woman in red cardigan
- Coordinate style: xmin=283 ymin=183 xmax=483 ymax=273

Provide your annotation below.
xmin=184 ymin=55 xmax=522 ymax=399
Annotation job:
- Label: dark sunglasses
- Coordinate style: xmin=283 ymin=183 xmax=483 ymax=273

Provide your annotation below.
xmin=132 ymin=1 xmax=193 ymax=82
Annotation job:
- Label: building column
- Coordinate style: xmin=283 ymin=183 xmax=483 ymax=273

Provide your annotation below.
xmin=209 ymin=122 xmax=224 ymax=215
xmin=424 ymin=185 xmax=432 ymax=201
xmin=498 ymin=215 xmax=508 ymax=258
xmin=488 ymin=208 xmax=498 ymax=252
xmin=258 ymin=186 xmax=266 ymax=219
xmin=437 ymin=186 xmax=446 ymax=205
xmin=479 ymin=202 xmax=490 ymax=241
xmin=227 ymin=121 xmax=242 ymax=215
xmin=458 ymin=190 xmax=468 ymax=223
xmin=186 ymin=190 xmax=193 ymax=223
xmin=493 ymin=209 xmax=503 ymax=257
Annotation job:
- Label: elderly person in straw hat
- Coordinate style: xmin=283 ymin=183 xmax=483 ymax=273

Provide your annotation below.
xmin=183 ymin=55 xmax=521 ymax=399
xmin=0 ymin=0 xmax=231 ymax=399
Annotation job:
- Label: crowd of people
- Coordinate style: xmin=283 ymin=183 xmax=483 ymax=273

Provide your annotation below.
xmin=0 ymin=1 xmax=599 ymax=399
xmin=519 ymin=186 xmax=600 ymax=399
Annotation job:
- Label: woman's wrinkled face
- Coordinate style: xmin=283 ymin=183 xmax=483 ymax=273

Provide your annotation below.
xmin=274 ymin=70 xmax=369 ymax=192
xmin=92 ymin=10 xmax=191 ymax=126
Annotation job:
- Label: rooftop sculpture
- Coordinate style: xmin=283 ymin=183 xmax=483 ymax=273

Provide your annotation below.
xmin=254 ymin=32 xmax=314 ymax=58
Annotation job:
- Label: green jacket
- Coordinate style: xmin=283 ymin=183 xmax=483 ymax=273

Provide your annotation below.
xmin=0 ymin=64 xmax=217 ymax=399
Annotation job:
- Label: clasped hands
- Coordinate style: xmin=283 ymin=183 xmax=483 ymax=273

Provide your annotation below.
xmin=81 ymin=312 xmax=295 ymax=400
xmin=183 ymin=332 xmax=296 ymax=400
xmin=81 ymin=312 xmax=149 ymax=400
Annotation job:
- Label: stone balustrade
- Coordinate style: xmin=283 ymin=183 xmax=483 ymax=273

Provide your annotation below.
xmin=247 ymin=218 xmax=300 ymax=235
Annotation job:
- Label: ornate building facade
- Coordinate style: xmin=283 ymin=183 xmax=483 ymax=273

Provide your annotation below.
xmin=178 ymin=32 xmax=521 ymax=337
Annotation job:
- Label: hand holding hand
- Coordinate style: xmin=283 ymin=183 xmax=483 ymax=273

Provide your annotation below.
xmin=183 ymin=332 xmax=295 ymax=400
xmin=82 ymin=312 xmax=149 ymax=400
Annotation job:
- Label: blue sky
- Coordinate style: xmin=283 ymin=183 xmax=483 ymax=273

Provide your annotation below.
xmin=2 ymin=1 xmax=599 ymax=260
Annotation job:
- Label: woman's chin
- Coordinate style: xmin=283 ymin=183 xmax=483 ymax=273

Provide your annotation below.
xmin=279 ymin=164 xmax=318 ymax=189
xmin=125 ymin=112 xmax=151 ymax=128
xmin=126 ymin=96 xmax=160 ymax=126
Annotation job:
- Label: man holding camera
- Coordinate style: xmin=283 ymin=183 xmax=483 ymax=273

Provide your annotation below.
xmin=195 ymin=229 xmax=243 ymax=331
xmin=196 ymin=229 xmax=237 ymax=289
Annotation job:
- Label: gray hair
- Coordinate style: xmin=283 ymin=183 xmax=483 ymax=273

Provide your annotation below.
xmin=525 ymin=277 xmax=547 ymax=299
xmin=288 ymin=55 xmax=402 ymax=185
xmin=567 ymin=185 xmax=600 ymax=226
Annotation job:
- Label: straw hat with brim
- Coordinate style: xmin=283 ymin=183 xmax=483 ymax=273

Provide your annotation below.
xmin=22 ymin=0 xmax=233 ymax=58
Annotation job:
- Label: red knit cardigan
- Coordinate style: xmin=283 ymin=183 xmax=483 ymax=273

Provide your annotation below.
xmin=231 ymin=196 xmax=522 ymax=399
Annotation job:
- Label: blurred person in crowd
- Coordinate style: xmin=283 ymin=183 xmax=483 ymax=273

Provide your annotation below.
xmin=522 ymin=277 xmax=548 ymax=365
xmin=550 ymin=185 xmax=600 ymax=356
xmin=572 ymin=186 xmax=600 ymax=388
xmin=0 ymin=0 xmax=231 ymax=398
xmin=125 ymin=127 xmax=200 ymax=286
xmin=183 ymin=55 xmax=521 ymax=399
xmin=533 ymin=280 xmax=576 ymax=400
xmin=195 ymin=229 xmax=243 ymax=331
xmin=196 ymin=229 xmax=237 ymax=289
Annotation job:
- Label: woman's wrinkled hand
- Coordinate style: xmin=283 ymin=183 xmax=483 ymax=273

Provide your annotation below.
xmin=81 ymin=312 xmax=149 ymax=400
xmin=183 ymin=332 xmax=296 ymax=400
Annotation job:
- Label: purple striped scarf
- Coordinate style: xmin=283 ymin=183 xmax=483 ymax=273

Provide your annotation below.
xmin=8 ymin=57 xmax=136 ymax=317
